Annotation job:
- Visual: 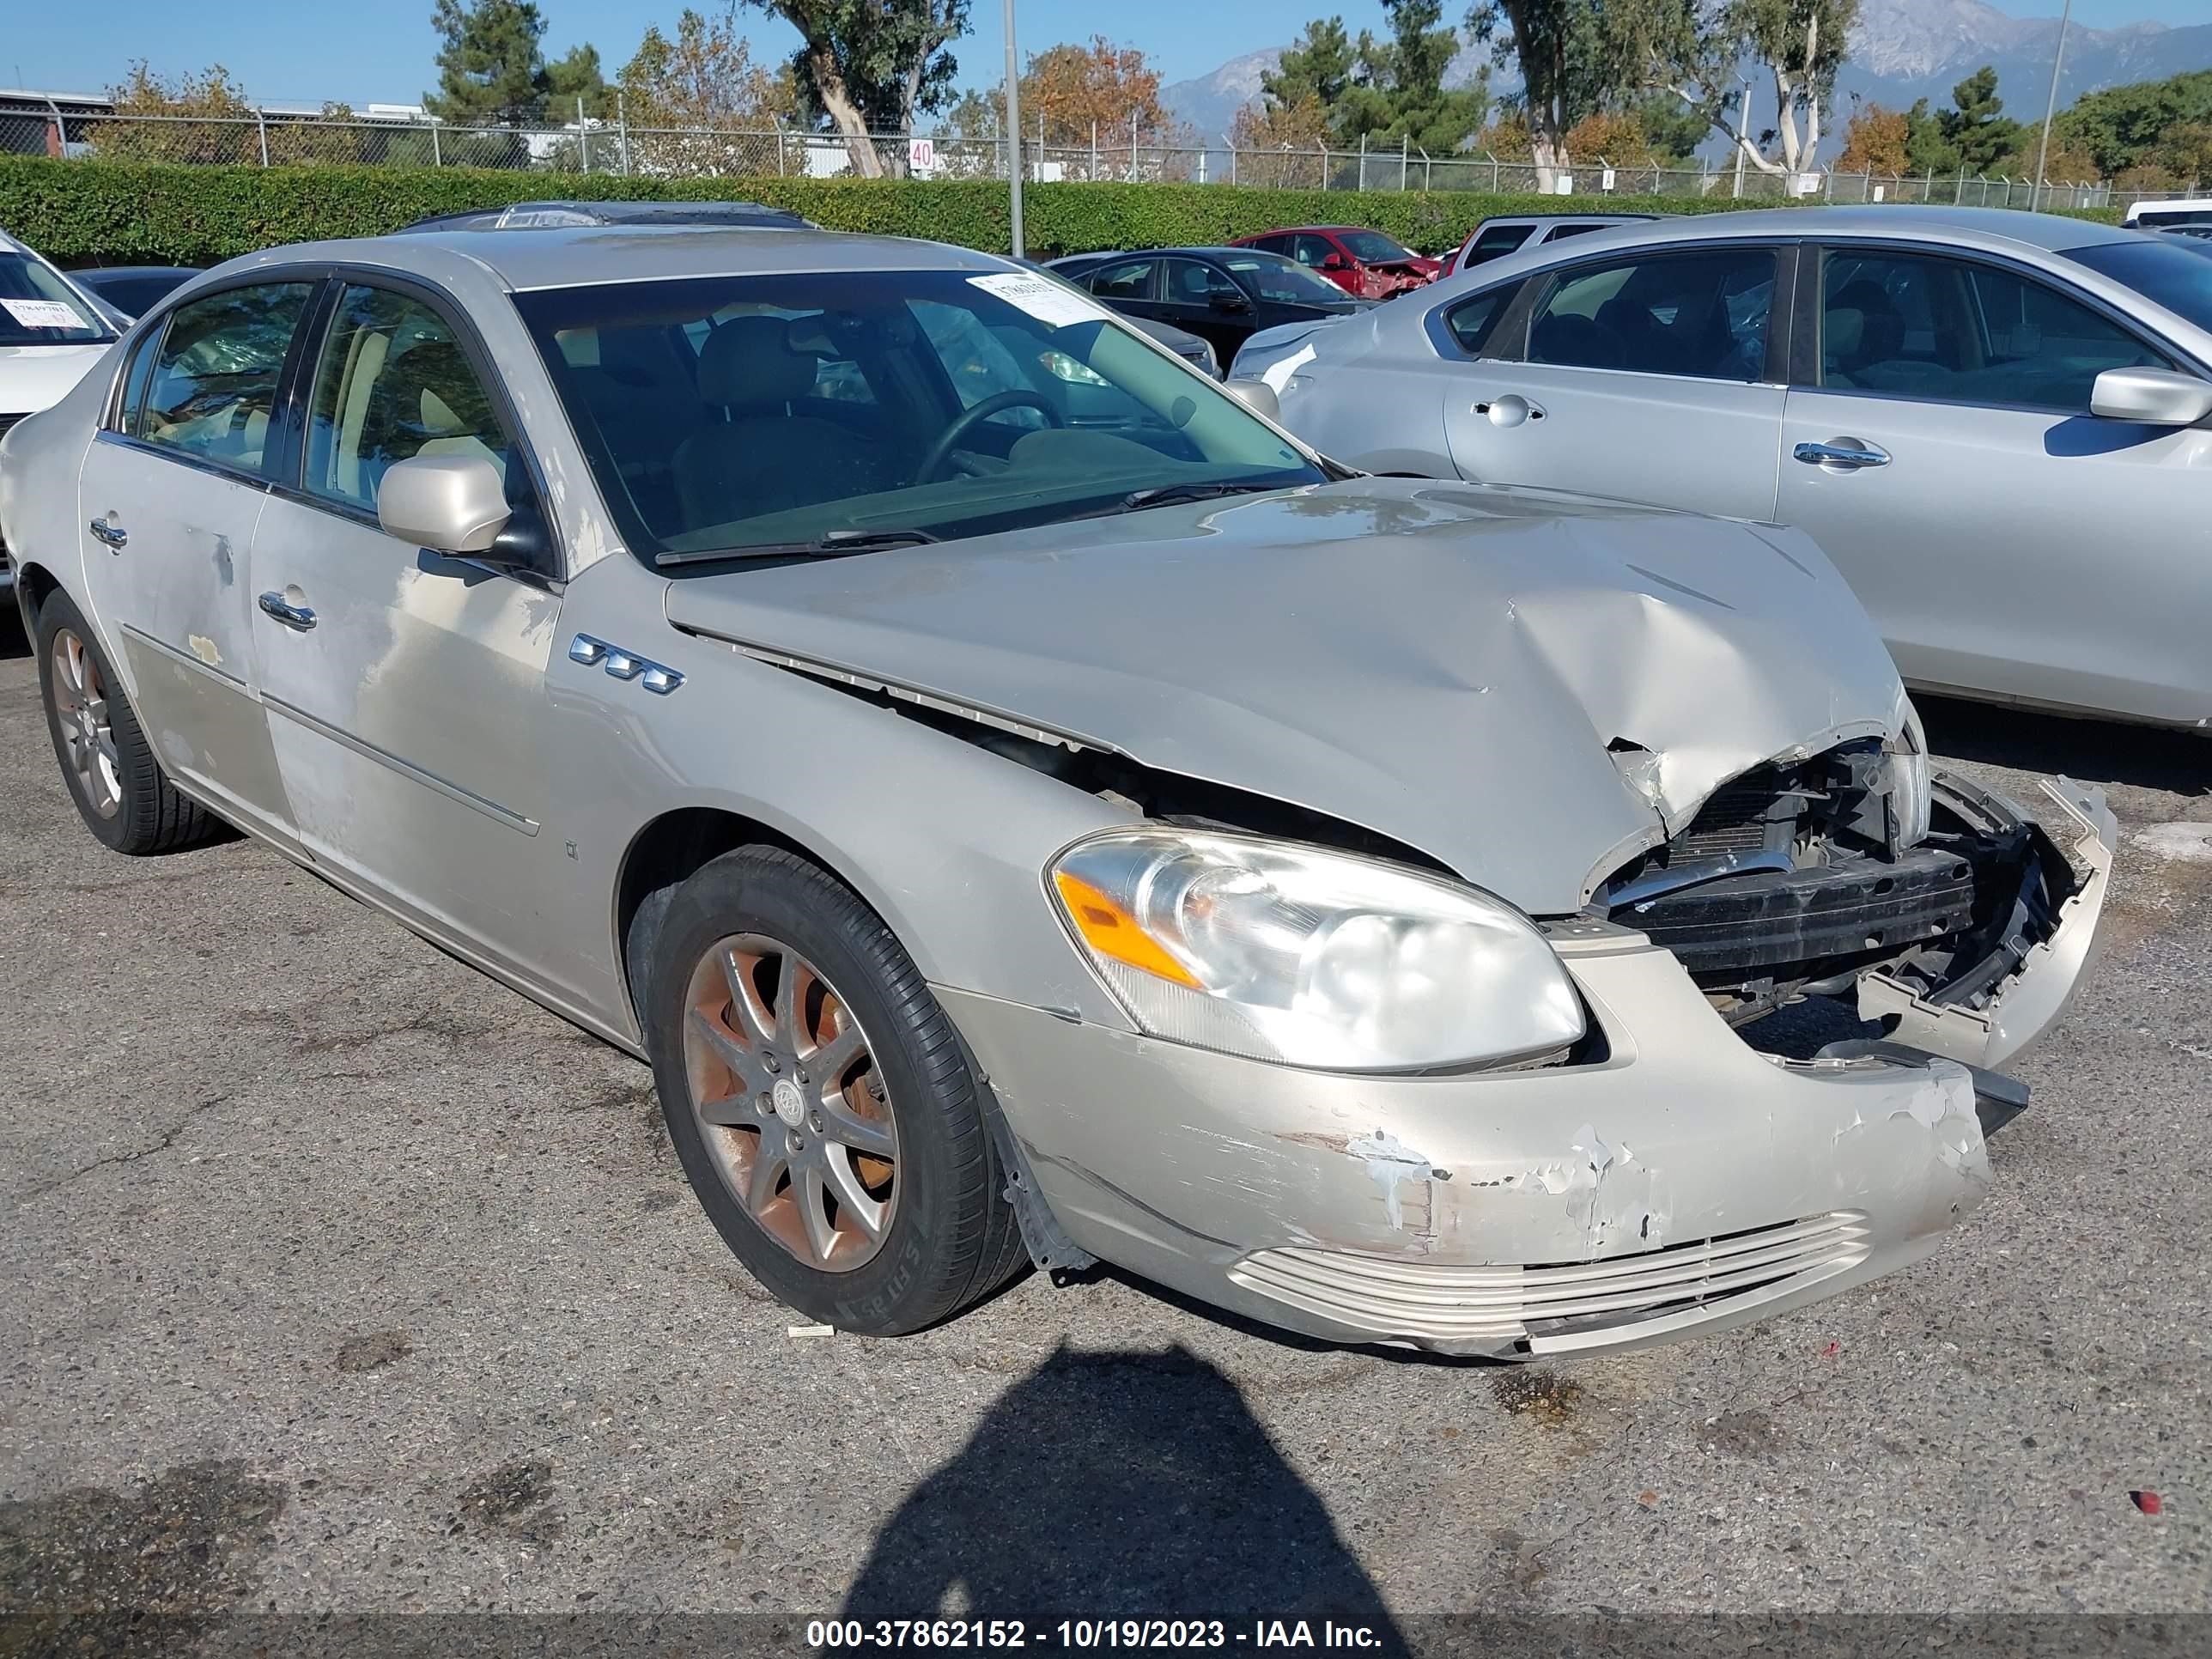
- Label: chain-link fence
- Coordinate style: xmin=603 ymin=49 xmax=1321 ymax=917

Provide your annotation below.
xmin=0 ymin=104 xmax=2187 ymax=215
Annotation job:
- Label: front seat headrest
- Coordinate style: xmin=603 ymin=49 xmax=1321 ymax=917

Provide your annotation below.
xmin=696 ymin=315 xmax=817 ymax=409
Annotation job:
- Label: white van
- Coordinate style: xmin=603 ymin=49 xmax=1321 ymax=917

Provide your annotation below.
xmin=2123 ymin=198 xmax=2212 ymax=230
xmin=0 ymin=228 xmax=120 ymax=593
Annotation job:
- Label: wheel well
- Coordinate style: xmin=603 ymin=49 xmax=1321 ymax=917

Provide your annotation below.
xmin=13 ymin=561 xmax=58 ymax=629
xmin=613 ymin=807 xmax=830 ymax=1026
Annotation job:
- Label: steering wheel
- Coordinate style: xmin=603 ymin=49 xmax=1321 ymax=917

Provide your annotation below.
xmin=915 ymin=390 xmax=1062 ymax=483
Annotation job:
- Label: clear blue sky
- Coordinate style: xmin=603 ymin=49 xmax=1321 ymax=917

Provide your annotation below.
xmin=3 ymin=0 xmax=2200 ymax=106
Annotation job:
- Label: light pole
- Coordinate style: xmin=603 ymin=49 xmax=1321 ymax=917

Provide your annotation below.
xmin=1002 ymin=0 xmax=1025 ymax=258
xmin=2032 ymin=0 xmax=2073 ymax=212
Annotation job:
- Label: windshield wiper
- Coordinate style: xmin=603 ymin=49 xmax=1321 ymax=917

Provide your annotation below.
xmin=1113 ymin=480 xmax=1286 ymax=513
xmin=656 ymin=527 xmax=939 ymax=568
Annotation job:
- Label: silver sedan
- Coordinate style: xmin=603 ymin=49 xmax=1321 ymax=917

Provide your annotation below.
xmin=1 ymin=223 xmax=2111 ymax=1357
xmin=1233 ymin=205 xmax=2212 ymax=731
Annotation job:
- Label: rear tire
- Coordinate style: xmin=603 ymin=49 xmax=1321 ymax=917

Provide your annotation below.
xmin=643 ymin=846 xmax=1027 ymax=1334
xmin=35 ymin=592 xmax=219 ymax=855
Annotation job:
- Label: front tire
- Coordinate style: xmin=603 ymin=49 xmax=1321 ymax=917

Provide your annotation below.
xmin=35 ymin=592 xmax=219 ymax=855
xmin=643 ymin=847 xmax=1027 ymax=1334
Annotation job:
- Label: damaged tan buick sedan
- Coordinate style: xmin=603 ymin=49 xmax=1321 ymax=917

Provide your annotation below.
xmin=0 ymin=224 xmax=2112 ymax=1358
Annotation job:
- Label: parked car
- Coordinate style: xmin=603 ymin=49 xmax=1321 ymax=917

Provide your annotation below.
xmin=1236 ymin=204 xmax=2212 ymax=730
xmin=67 ymin=265 xmax=204 ymax=321
xmin=1015 ymin=258 xmax=1218 ymax=376
xmin=1052 ymin=246 xmax=1370 ymax=362
xmin=1231 ymin=226 xmax=1443 ymax=299
xmin=1 ymin=223 xmax=2112 ymax=1357
xmin=1 ymin=228 xmax=121 ymax=596
xmin=1451 ymin=213 xmax=1656 ymax=275
xmin=2122 ymin=198 xmax=2212 ymax=231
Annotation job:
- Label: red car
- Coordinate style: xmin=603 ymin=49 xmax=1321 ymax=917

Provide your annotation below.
xmin=1230 ymin=226 xmax=1443 ymax=299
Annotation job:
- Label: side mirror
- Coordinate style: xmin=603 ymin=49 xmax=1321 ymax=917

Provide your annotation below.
xmin=378 ymin=454 xmax=513 ymax=555
xmin=1319 ymin=253 xmax=1352 ymax=270
xmin=1209 ymin=288 xmax=1253 ymax=313
xmin=1222 ymin=378 xmax=1279 ymax=421
xmin=2089 ymin=366 xmax=2212 ymax=426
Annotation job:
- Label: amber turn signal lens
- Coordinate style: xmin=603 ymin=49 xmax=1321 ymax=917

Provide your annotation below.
xmin=1051 ymin=869 xmax=1202 ymax=989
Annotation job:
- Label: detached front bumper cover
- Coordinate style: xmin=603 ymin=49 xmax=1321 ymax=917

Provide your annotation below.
xmin=1858 ymin=776 xmax=2115 ymax=1070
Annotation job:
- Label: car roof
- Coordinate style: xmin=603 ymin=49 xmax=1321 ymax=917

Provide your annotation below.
xmin=1504 ymin=204 xmax=2136 ymax=254
xmin=400 ymin=198 xmax=813 ymax=233
xmin=72 ymin=264 xmax=203 ymax=279
xmin=1471 ymin=213 xmax=1655 ymax=230
xmin=209 ymin=224 xmax=1013 ymax=292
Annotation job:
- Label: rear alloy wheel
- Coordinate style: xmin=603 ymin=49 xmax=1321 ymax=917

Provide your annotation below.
xmin=644 ymin=847 xmax=1029 ymax=1334
xmin=35 ymin=591 xmax=220 ymax=855
xmin=49 ymin=623 xmax=122 ymax=822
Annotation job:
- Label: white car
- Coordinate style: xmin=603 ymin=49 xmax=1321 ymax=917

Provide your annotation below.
xmin=1 ymin=228 xmax=122 ymax=595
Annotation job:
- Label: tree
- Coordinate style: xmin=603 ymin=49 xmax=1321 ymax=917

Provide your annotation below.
xmin=1261 ymin=18 xmax=1358 ymax=118
xmin=1336 ymin=0 xmax=1491 ymax=154
xmin=94 ymin=61 xmax=257 ymax=164
xmin=1901 ymin=97 xmax=1956 ymax=173
xmin=1465 ymin=1 xmax=1690 ymax=188
xmin=1230 ymin=94 xmax=1332 ymax=184
xmin=615 ymin=4 xmax=796 ymax=174
xmin=1663 ymin=0 xmax=1857 ymax=184
xmin=1023 ymin=37 xmax=1170 ymax=149
xmin=1836 ymin=100 xmax=1907 ymax=176
xmin=2160 ymin=119 xmax=2212 ymax=187
xmin=426 ymin=0 xmax=552 ymax=126
xmin=546 ymin=43 xmax=614 ymax=120
xmin=1936 ymin=65 xmax=2020 ymax=173
xmin=2052 ymin=70 xmax=2212 ymax=179
xmin=742 ymin=0 xmax=969 ymax=175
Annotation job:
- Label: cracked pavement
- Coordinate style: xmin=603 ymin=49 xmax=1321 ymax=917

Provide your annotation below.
xmin=2 ymin=622 xmax=2208 ymax=1642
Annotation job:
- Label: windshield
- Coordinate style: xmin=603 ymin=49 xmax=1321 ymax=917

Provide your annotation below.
xmin=1218 ymin=252 xmax=1359 ymax=307
xmin=2063 ymin=238 xmax=2212 ymax=335
xmin=1337 ymin=231 xmax=1418 ymax=264
xmin=514 ymin=269 xmax=1324 ymax=567
xmin=0 ymin=252 xmax=115 ymax=347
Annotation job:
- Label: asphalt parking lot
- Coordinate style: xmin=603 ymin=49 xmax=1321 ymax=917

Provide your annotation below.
xmin=2 ymin=613 xmax=2208 ymax=1647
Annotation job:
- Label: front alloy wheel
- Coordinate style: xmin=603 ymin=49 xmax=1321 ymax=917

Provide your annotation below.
xmin=682 ymin=934 xmax=900 ymax=1272
xmin=644 ymin=846 xmax=1030 ymax=1334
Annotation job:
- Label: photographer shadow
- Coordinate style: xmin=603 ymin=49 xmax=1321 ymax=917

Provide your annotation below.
xmin=842 ymin=1343 xmax=1406 ymax=1650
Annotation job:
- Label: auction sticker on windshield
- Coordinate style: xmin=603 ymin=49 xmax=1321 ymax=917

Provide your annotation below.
xmin=2 ymin=298 xmax=88 ymax=330
xmin=967 ymin=272 xmax=1112 ymax=329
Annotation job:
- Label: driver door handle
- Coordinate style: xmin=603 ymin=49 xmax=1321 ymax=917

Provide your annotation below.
xmin=1794 ymin=439 xmax=1891 ymax=469
xmin=258 ymin=591 xmax=317 ymax=631
xmin=88 ymin=516 xmax=127 ymax=550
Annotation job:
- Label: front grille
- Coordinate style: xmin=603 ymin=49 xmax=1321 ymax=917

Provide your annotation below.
xmin=1674 ymin=779 xmax=1789 ymax=857
xmin=1230 ymin=1212 xmax=1870 ymax=1348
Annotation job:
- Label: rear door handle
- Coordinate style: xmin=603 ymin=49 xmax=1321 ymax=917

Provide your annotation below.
xmin=88 ymin=516 xmax=127 ymax=549
xmin=1794 ymin=439 xmax=1891 ymax=469
xmin=257 ymin=591 xmax=317 ymax=631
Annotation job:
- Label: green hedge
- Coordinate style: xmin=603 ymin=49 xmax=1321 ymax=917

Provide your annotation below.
xmin=0 ymin=154 xmax=2120 ymax=268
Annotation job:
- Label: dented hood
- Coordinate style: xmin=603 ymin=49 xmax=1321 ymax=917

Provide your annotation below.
xmin=665 ymin=478 xmax=1911 ymax=915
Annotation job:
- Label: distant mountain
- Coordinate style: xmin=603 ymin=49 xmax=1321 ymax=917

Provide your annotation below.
xmin=1161 ymin=0 xmax=2212 ymax=164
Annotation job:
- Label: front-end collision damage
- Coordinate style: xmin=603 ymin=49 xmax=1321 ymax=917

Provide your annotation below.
xmin=1856 ymin=775 xmax=2115 ymax=1069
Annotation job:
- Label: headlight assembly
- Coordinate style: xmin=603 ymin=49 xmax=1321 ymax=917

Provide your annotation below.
xmin=1047 ymin=828 xmax=1586 ymax=1072
xmin=1887 ymin=709 xmax=1932 ymax=849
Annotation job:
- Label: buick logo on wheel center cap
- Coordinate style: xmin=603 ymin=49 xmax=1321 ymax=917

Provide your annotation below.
xmin=772 ymin=1078 xmax=805 ymax=1126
